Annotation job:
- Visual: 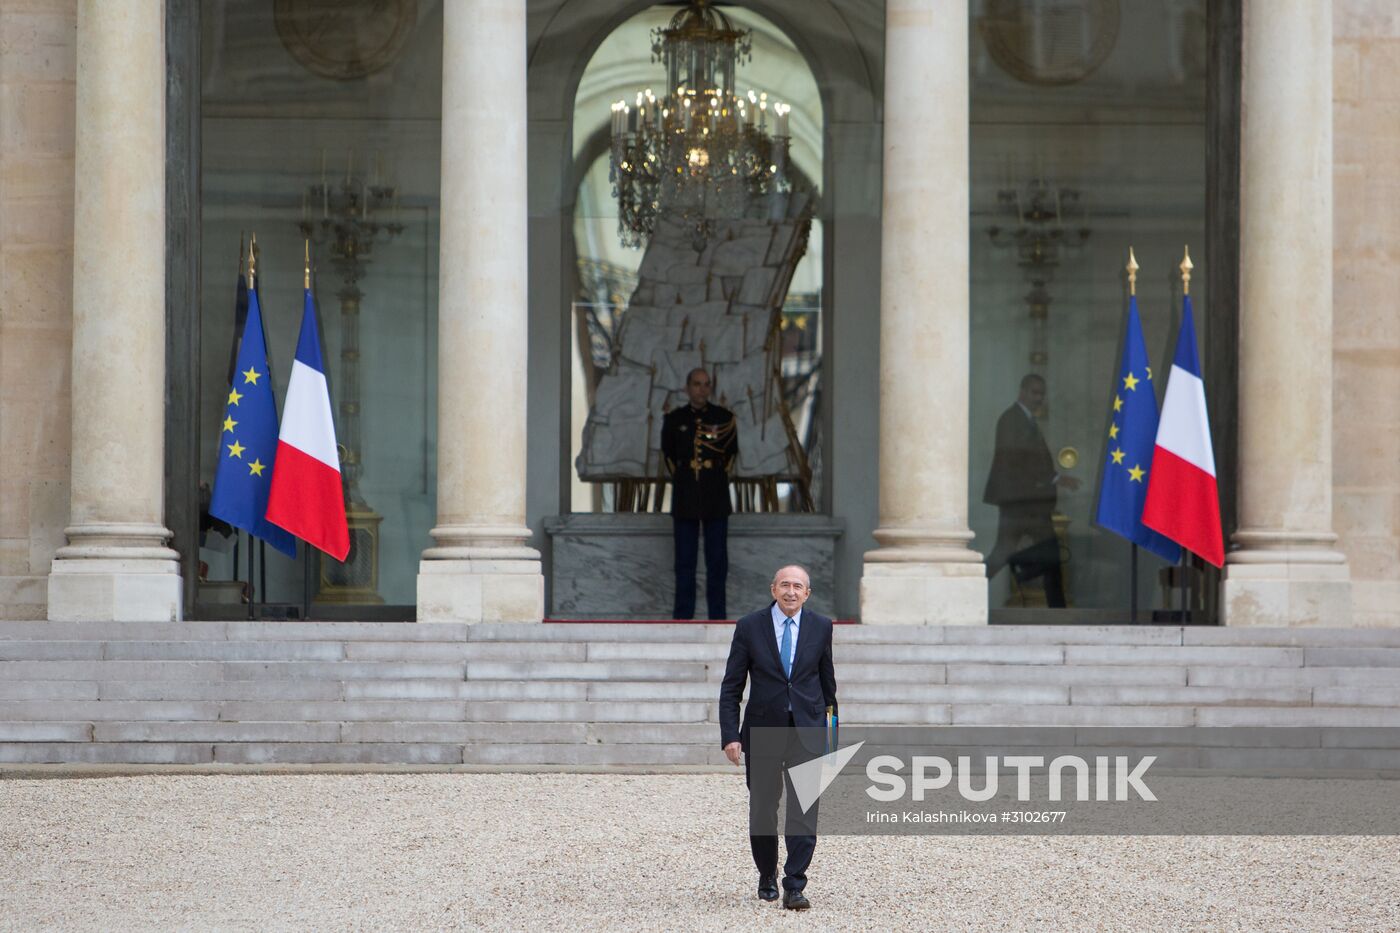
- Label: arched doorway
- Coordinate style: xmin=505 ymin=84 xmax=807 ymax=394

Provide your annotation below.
xmin=528 ymin=0 xmax=880 ymax=618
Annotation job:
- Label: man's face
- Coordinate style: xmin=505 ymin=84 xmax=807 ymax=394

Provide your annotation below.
xmin=1018 ymin=379 xmax=1046 ymax=412
xmin=686 ymin=371 xmax=712 ymax=407
xmin=770 ymin=566 xmax=811 ymax=616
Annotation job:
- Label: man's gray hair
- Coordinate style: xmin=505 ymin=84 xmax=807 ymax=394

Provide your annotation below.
xmin=771 ymin=564 xmax=812 ymax=588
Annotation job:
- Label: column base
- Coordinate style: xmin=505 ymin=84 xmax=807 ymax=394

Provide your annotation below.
xmin=417 ymin=559 xmax=544 ymax=623
xmin=1223 ymin=531 xmax=1352 ymax=626
xmin=418 ymin=523 xmax=544 ymax=623
xmin=1222 ymin=561 xmax=1352 ymax=627
xmin=859 ymin=562 xmax=988 ymax=625
xmin=47 ymin=559 xmax=183 ymax=622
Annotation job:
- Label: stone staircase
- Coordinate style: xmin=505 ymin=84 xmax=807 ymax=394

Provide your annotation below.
xmin=3 ymin=621 xmax=1400 ymax=768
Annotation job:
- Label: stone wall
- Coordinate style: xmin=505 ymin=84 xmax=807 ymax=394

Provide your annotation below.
xmin=1333 ymin=1 xmax=1400 ymax=626
xmin=544 ymin=513 xmax=842 ymax=619
xmin=0 ymin=0 xmax=75 ymax=619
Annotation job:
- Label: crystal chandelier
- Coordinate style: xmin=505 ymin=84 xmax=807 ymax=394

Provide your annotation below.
xmin=609 ymin=0 xmax=793 ymax=249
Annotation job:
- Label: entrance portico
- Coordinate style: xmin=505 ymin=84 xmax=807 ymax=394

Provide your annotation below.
xmin=23 ymin=0 xmax=1367 ymax=628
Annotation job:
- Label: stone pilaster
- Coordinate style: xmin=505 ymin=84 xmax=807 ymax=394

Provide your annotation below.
xmin=47 ymin=0 xmax=180 ymax=622
xmin=416 ymin=0 xmax=543 ymax=623
xmin=858 ymin=0 xmax=987 ymax=625
xmin=1223 ymin=0 xmax=1351 ymax=626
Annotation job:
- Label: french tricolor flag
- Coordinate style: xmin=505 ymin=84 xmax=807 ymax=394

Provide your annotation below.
xmin=266 ymin=290 xmax=350 ymax=561
xmin=1141 ymin=295 xmax=1224 ymax=567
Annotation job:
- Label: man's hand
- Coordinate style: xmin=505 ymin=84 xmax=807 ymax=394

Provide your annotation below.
xmin=724 ymin=741 xmax=743 ymax=766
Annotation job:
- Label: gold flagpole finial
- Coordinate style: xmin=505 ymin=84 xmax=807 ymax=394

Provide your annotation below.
xmin=249 ymin=232 xmax=258 ymax=290
xmin=1180 ymin=244 xmax=1193 ymax=296
xmin=1126 ymin=246 xmax=1139 ymax=297
xmin=304 ymin=239 xmax=311 ymax=290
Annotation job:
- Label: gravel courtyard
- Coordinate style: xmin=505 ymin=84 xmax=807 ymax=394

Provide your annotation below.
xmin=3 ymin=772 xmax=1399 ymax=931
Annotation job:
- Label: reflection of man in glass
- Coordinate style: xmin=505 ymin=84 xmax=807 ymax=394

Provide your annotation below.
xmin=983 ymin=373 xmax=1080 ymax=608
xmin=662 ymin=367 xmax=739 ymax=619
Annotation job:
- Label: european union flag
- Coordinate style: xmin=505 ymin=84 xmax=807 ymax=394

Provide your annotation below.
xmin=1093 ymin=295 xmax=1181 ymax=562
xmin=210 ymin=284 xmax=297 ymax=557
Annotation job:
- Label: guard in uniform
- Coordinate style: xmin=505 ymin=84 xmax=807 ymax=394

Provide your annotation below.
xmin=662 ymin=367 xmax=739 ymax=619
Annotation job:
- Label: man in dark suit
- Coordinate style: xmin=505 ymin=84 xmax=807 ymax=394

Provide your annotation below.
xmin=983 ymin=373 xmax=1080 ymax=607
xmin=661 ymin=367 xmax=738 ymax=619
xmin=719 ymin=564 xmax=838 ymax=911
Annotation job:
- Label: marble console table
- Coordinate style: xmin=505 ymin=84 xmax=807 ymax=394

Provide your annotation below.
xmin=543 ymin=513 xmax=844 ymax=619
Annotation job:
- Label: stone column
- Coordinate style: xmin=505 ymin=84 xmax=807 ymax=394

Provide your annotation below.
xmin=1223 ymin=0 xmax=1351 ymax=626
xmin=417 ymin=0 xmax=543 ymax=623
xmin=47 ymin=0 xmax=182 ymax=622
xmin=859 ymin=0 xmax=987 ymax=625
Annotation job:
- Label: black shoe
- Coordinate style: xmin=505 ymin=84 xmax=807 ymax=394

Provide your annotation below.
xmin=757 ymin=875 xmax=779 ymax=901
xmin=782 ymin=889 xmax=810 ymax=910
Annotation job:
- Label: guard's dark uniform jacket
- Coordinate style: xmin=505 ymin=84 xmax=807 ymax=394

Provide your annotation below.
xmin=661 ymin=403 xmax=738 ymax=519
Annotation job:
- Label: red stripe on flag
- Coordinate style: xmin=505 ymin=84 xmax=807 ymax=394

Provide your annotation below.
xmin=1141 ymin=445 xmax=1224 ymax=567
xmin=266 ymin=441 xmax=350 ymax=561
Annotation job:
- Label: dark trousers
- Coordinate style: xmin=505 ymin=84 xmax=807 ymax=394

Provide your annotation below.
xmin=744 ymin=715 xmax=818 ymax=892
xmin=986 ymin=505 xmax=1065 ymax=608
xmin=673 ymin=516 xmax=728 ymax=620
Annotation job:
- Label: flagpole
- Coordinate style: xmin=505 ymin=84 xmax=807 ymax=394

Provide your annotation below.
xmin=247 ymin=235 xmax=259 ymax=621
xmin=229 ymin=234 xmax=245 ymax=604
xmin=251 ymin=235 xmax=267 ymax=624
xmin=1127 ymin=247 xmax=1141 ymax=624
xmin=1130 ymin=544 xmax=1138 ymax=624
xmin=302 ymin=240 xmax=315 ymax=621
xmin=246 ymin=530 xmax=255 ymax=620
xmin=1180 ymin=246 xmax=1193 ymax=626
xmin=228 ymin=233 xmax=246 ymax=387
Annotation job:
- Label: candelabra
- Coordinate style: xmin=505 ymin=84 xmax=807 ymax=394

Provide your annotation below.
xmin=609 ymin=0 xmax=793 ymax=250
xmin=297 ymin=155 xmax=403 ymax=604
xmin=987 ymin=178 xmax=1090 ymax=373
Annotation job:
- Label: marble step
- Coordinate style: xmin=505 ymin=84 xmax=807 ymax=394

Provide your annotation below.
xmin=1061 ymin=646 xmax=1306 ymax=667
xmin=582 ymin=641 xmax=1071 ymax=664
xmin=0 ymin=739 xmax=721 ymax=767
xmin=0 ymin=641 xmax=589 ymax=663
xmin=13 ymin=738 xmax=1400 ymax=770
xmin=8 ymin=622 xmax=1400 ymax=648
xmin=464 ymin=660 xmax=710 ymax=682
xmin=1187 ymin=666 xmax=1400 ymax=687
xmin=7 ymin=696 xmax=1396 ymax=740
xmin=97 ymin=681 xmax=347 ymax=701
xmin=0 ymin=700 xmax=463 ymax=722
xmin=7 ymin=662 xmax=1400 ymax=695
xmin=0 ymin=621 xmax=469 ymax=642
xmin=1066 ymin=685 xmax=1313 ymax=706
xmin=0 ymin=742 xmax=466 ymax=766
xmin=0 ymin=660 xmax=467 ymax=681
xmin=12 ymin=738 xmax=1400 ymax=769
xmin=1194 ymin=706 xmax=1400 ymax=727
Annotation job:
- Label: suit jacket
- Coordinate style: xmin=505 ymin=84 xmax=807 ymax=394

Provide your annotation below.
xmin=661 ymin=403 xmax=738 ymax=520
xmin=982 ymin=404 xmax=1057 ymax=511
xmin=719 ymin=605 xmax=838 ymax=753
